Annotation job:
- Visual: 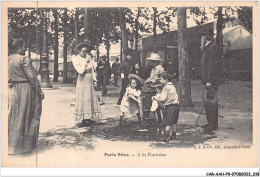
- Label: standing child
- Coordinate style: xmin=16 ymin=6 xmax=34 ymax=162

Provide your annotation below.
xmin=152 ymin=71 xmax=179 ymax=142
xmin=119 ymin=74 xmax=143 ymax=127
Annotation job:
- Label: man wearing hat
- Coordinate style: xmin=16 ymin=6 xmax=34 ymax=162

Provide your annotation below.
xmin=200 ymin=30 xmax=222 ymax=133
xmin=112 ymin=57 xmax=120 ymax=87
xmin=117 ymin=51 xmax=135 ymax=105
xmin=96 ymin=55 xmax=111 ymax=96
xmin=145 ymin=53 xmax=165 ymax=84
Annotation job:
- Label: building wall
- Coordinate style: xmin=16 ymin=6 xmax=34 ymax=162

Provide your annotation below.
xmin=140 ymin=22 xmax=214 ymax=78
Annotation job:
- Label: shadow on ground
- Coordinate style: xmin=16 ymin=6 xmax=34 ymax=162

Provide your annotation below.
xmin=90 ymin=119 xmax=217 ymax=148
xmin=38 ymin=126 xmax=95 ymax=153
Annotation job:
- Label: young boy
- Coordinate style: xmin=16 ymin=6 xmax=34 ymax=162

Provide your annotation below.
xmin=152 ymin=71 xmax=179 ymax=142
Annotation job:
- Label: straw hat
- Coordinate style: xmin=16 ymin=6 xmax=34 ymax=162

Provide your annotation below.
xmin=77 ymin=40 xmax=94 ymax=51
xmin=202 ymin=86 xmax=218 ymax=105
xmin=146 ymin=53 xmax=164 ymax=62
xmin=128 ymin=74 xmax=144 ymax=86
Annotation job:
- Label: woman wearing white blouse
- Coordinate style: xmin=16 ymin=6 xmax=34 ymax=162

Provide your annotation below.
xmin=72 ymin=41 xmax=102 ymax=123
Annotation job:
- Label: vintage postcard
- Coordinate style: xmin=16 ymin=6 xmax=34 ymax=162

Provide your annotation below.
xmin=1 ymin=1 xmax=258 ymax=169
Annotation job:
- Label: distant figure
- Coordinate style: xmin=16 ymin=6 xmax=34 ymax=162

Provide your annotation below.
xmin=112 ymin=57 xmax=120 ymax=87
xmin=134 ymin=63 xmax=144 ymax=79
xmin=72 ymin=40 xmax=102 ymax=124
xmin=117 ymin=52 xmax=135 ymax=105
xmin=96 ymin=56 xmax=105 ymax=91
xmin=200 ymin=30 xmax=222 ymax=133
xmin=97 ymin=55 xmax=110 ymax=96
xmin=105 ymin=59 xmax=112 ymax=86
xmin=8 ymin=38 xmax=44 ymax=155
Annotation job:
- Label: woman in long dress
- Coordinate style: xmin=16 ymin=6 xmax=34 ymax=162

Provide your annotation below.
xmin=73 ymin=41 xmax=102 ymax=123
xmin=8 ymin=38 xmax=44 ymax=155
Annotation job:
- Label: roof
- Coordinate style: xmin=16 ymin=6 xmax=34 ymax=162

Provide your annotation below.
xmin=229 ymin=35 xmax=252 ymax=50
xmin=222 ymin=25 xmax=252 ymax=51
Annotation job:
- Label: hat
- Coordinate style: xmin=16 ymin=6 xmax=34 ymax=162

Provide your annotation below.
xmin=202 ymin=86 xmax=218 ymax=105
xmin=77 ymin=40 xmax=94 ymax=51
xmin=146 ymin=53 xmax=164 ymax=62
xmin=128 ymin=74 xmax=144 ymax=86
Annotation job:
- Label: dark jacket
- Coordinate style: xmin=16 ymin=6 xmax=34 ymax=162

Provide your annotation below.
xmin=104 ymin=61 xmax=111 ymax=75
xmin=112 ymin=62 xmax=119 ymax=74
xmin=97 ymin=60 xmax=111 ymax=75
xmin=118 ymin=60 xmax=134 ymax=78
xmin=97 ymin=60 xmax=105 ymax=72
xmin=201 ymin=42 xmax=222 ymax=86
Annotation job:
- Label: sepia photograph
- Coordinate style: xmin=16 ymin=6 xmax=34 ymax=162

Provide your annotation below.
xmin=1 ymin=1 xmax=258 ymax=171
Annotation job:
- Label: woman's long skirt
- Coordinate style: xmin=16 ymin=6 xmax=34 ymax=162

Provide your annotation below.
xmin=75 ymin=73 xmax=102 ymax=121
xmin=8 ymin=83 xmax=42 ymax=155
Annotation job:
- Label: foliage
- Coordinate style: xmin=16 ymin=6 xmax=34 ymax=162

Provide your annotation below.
xmin=188 ymin=6 xmax=252 ymax=34
xmin=236 ymin=6 xmax=252 ymax=33
xmin=8 ymin=8 xmax=38 ymax=51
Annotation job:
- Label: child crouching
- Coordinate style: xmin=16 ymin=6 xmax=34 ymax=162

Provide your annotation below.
xmin=119 ymin=74 xmax=143 ymax=127
xmin=152 ymin=71 xmax=179 ymax=142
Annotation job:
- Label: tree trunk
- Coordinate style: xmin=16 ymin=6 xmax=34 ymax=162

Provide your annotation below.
xmin=39 ymin=14 xmax=43 ymax=73
xmin=27 ymin=30 xmax=31 ymax=58
xmin=135 ymin=8 xmax=140 ymax=63
xmin=74 ymin=8 xmax=79 ymax=54
xmin=84 ymin=8 xmax=91 ymax=41
xmin=53 ymin=8 xmax=59 ymax=82
xmin=120 ymin=38 xmax=122 ymax=62
xmin=153 ymin=7 xmax=158 ymax=53
xmin=119 ymin=8 xmax=128 ymax=61
xmin=63 ymin=8 xmax=68 ymax=83
xmin=177 ymin=7 xmax=192 ymax=107
xmin=216 ymin=7 xmax=223 ymax=54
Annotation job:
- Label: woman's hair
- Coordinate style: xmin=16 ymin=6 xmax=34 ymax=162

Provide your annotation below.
xmin=129 ymin=78 xmax=141 ymax=90
xmin=8 ymin=38 xmax=25 ymax=54
xmin=160 ymin=71 xmax=173 ymax=81
xmin=79 ymin=46 xmax=91 ymax=53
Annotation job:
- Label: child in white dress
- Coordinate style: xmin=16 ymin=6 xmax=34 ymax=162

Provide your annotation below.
xmin=119 ymin=74 xmax=143 ymax=127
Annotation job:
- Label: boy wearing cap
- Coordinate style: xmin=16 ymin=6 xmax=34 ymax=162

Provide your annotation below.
xmin=152 ymin=72 xmax=179 ymax=141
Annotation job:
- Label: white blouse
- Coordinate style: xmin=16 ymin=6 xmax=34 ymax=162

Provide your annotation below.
xmin=72 ymin=55 xmax=94 ymax=75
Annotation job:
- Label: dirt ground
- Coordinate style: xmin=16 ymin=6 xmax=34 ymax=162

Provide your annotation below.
xmin=5 ymin=78 xmax=254 ymax=167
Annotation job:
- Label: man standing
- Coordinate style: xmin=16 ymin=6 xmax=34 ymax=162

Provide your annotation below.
xmin=97 ymin=55 xmax=108 ymax=96
xmin=112 ymin=57 xmax=120 ymax=87
xmin=105 ymin=60 xmax=112 ymax=86
xmin=117 ymin=52 xmax=134 ymax=105
xmin=200 ymin=31 xmax=222 ymax=133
